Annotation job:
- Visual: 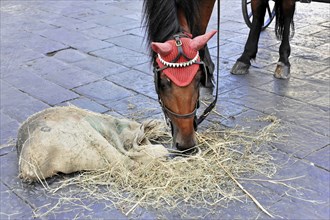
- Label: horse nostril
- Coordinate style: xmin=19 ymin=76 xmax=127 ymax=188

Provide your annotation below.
xmin=175 ymin=133 xmax=197 ymax=152
xmin=176 ymin=142 xmax=195 ymax=151
xmin=176 ymin=142 xmax=187 ymax=151
xmin=175 ymin=143 xmax=200 ymax=156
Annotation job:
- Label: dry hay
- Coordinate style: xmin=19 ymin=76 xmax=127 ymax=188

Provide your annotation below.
xmin=36 ymin=115 xmax=282 ymax=219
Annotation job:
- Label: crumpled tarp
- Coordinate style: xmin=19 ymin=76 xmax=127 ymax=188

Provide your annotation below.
xmin=16 ymin=106 xmax=168 ymax=181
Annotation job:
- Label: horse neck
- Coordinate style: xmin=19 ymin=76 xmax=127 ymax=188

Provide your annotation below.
xmin=176 ymin=0 xmax=216 ymax=36
xmin=197 ymin=0 xmax=216 ymax=34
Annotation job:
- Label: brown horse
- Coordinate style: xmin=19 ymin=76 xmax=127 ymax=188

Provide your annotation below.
xmin=142 ymin=0 xmax=297 ymax=151
xmin=142 ymin=0 xmax=217 ymax=151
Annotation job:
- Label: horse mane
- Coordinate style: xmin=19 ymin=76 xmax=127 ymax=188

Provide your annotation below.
xmin=142 ymin=0 xmax=200 ymax=54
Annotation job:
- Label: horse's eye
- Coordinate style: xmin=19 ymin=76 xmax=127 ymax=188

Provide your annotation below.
xmin=160 ymin=77 xmax=171 ymax=90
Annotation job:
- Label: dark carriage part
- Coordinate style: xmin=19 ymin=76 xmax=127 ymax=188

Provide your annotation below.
xmin=242 ymin=0 xmax=276 ymax=31
xmin=242 ymin=0 xmax=329 ymax=31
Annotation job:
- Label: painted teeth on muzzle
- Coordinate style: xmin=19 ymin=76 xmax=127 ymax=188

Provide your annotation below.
xmin=158 ymin=52 xmax=199 ymax=68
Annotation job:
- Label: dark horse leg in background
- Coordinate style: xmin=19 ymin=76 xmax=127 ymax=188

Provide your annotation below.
xmin=196 ymin=0 xmax=216 ymax=88
xmin=231 ymin=0 xmax=268 ymax=75
xmin=274 ymin=0 xmax=296 ymax=79
xmin=231 ymin=0 xmax=296 ymax=79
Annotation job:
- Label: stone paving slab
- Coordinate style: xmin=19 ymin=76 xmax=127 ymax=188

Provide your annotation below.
xmin=305 ymin=145 xmax=330 ymax=171
xmin=59 ymin=97 xmax=109 ymax=114
xmin=72 ymin=55 xmax=130 ymax=78
xmin=106 ymin=69 xmax=156 ymax=99
xmin=262 ymin=158 xmax=330 ymax=219
xmin=0 ymin=81 xmax=50 ymax=123
xmin=0 ymin=182 xmax=34 ymax=220
xmin=14 ymin=32 xmax=68 ymax=55
xmin=90 ymin=46 xmax=149 ymax=67
xmin=259 ymin=77 xmax=330 ymax=104
xmin=24 ymin=57 xmax=75 ymax=75
xmin=105 ymin=34 xmax=147 ymax=54
xmin=0 ymin=0 xmax=329 ymax=219
xmin=73 ymin=79 xmax=136 ymax=104
xmin=81 ymin=26 xmax=124 ymax=40
xmin=220 ymin=86 xmax=330 ymax=136
xmin=108 ymin=94 xmax=162 ymax=120
xmin=0 ymin=111 xmax=19 ymax=146
xmin=2 ymin=68 xmax=79 ymax=105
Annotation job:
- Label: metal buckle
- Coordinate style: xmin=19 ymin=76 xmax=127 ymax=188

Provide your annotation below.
xmin=175 ymin=39 xmax=182 ymax=47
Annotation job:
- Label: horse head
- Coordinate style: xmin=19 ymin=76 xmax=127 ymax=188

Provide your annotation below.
xmin=151 ymin=30 xmax=217 ymax=151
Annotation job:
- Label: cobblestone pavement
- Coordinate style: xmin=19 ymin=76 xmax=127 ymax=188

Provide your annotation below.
xmin=1 ymin=0 xmax=329 ymax=219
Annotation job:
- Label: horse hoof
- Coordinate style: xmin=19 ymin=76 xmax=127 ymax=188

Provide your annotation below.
xmin=231 ymin=61 xmax=250 ymax=75
xmin=274 ymin=62 xmax=290 ymax=79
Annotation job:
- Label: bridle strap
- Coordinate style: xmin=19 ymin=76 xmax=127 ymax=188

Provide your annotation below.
xmin=161 ymin=101 xmax=198 ymax=119
xmin=195 ymin=0 xmax=220 ymax=126
xmin=172 ymin=35 xmax=194 ymax=62
xmin=154 ymin=33 xmax=198 ymax=121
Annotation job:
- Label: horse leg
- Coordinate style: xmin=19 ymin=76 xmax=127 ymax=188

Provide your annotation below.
xmin=231 ymin=0 xmax=267 ymax=75
xmin=274 ymin=0 xmax=296 ymax=79
xmin=197 ymin=0 xmax=216 ymax=89
xmin=200 ymin=44 xmax=215 ymax=88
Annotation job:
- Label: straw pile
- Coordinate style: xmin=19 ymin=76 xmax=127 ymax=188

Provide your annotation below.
xmin=34 ymin=114 xmax=281 ymax=218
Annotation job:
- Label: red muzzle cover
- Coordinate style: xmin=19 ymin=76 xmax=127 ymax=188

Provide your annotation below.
xmin=156 ymin=38 xmax=200 ymax=87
